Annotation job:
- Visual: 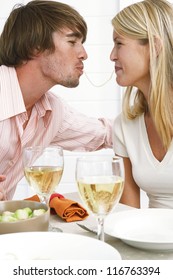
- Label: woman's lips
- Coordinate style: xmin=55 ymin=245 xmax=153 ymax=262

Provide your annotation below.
xmin=115 ymin=66 xmax=122 ymax=73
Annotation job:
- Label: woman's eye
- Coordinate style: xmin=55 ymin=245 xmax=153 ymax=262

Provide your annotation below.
xmin=114 ymin=41 xmax=123 ymax=49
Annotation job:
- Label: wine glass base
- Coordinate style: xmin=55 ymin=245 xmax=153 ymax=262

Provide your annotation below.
xmin=48 ymin=225 xmax=63 ymax=232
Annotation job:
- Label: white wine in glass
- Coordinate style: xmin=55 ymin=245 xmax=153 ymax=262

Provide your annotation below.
xmin=23 ymin=146 xmax=64 ymax=205
xmin=76 ymin=156 xmax=124 ymax=241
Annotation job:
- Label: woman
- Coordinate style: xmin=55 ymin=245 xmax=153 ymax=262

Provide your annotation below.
xmin=110 ymin=0 xmax=173 ymax=208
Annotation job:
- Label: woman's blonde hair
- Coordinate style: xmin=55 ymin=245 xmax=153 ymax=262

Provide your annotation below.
xmin=112 ymin=0 xmax=173 ymax=149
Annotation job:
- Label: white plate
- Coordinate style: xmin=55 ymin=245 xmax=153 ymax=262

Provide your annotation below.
xmin=0 ymin=232 xmax=121 ymax=260
xmin=105 ymin=208 xmax=173 ymax=251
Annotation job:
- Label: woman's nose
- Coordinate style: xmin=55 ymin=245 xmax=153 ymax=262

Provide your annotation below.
xmin=110 ymin=47 xmax=117 ymax=61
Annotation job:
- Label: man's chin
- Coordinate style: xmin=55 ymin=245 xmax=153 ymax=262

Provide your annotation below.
xmin=65 ymin=80 xmax=80 ymax=88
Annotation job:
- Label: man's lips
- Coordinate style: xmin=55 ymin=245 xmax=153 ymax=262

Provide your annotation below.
xmin=76 ymin=65 xmax=84 ymax=74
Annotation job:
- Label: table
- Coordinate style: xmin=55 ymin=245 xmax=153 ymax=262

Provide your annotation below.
xmin=50 ymin=192 xmax=173 ymax=260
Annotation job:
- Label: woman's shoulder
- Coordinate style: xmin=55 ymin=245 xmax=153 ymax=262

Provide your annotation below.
xmin=114 ymin=112 xmax=143 ymax=128
xmin=113 ymin=113 xmax=144 ymax=142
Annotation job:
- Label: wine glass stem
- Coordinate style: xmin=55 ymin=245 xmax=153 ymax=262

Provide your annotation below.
xmin=97 ymin=216 xmax=105 ymax=241
xmin=38 ymin=194 xmax=50 ymax=206
xmin=38 ymin=194 xmax=62 ymax=232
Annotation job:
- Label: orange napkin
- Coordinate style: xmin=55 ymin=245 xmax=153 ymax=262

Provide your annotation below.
xmin=25 ymin=193 xmax=89 ymax=222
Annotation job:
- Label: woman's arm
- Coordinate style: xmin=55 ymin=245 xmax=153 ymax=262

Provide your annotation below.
xmin=120 ymin=157 xmax=140 ymax=208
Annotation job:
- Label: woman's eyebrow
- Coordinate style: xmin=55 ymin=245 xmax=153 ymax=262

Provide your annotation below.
xmin=113 ymin=36 xmax=120 ymax=42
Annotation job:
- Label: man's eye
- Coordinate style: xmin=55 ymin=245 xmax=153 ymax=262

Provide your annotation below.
xmin=69 ymin=41 xmax=76 ymax=45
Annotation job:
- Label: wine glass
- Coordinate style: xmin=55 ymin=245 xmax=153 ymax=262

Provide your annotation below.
xmin=76 ymin=156 xmax=124 ymax=241
xmin=23 ymin=146 xmax=64 ymax=205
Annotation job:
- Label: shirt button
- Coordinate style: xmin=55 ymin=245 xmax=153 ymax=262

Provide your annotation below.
xmin=9 ymin=160 xmax=15 ymax=166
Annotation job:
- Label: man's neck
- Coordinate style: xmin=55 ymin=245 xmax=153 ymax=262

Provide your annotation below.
xmin=15 ymin=62 xmax=53 ymax=112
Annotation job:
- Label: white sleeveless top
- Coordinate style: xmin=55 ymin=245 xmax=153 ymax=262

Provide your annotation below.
xmin=113 ymin=113 xmax=173 ymax=208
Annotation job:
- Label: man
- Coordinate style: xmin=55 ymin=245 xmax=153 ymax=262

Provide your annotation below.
xmin=0 ymin=1 xmax=113 ymax=200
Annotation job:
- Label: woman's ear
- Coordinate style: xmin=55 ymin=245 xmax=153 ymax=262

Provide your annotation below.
xmin=154 ymin=37 xmax=162 ymax=56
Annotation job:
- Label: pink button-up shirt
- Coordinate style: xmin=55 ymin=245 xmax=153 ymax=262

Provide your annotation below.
xmin=0 ymin=66 xmax=113 ymax=200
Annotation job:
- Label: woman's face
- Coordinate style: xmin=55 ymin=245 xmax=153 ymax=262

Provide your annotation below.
xmin=110 ymin=31 xmax=150 ymax=93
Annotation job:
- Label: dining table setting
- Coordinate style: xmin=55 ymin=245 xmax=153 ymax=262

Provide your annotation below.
xmin=1 ymin=150 xmax=173 ymax=261
xmin=49 ymin=191 xmax=173 ymax=260
xmin=1 ymin=191 xmax=173 ymax=260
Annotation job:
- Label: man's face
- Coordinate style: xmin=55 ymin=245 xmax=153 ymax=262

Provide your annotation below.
xmin=38 ymin=28 xmax=88 ymax=88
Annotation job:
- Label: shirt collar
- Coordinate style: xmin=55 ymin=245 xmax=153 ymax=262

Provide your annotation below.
xmin=0 ymin=66 xmax=26 ymax=121
xmin=0 ymin=65 xmax=52 ymax=126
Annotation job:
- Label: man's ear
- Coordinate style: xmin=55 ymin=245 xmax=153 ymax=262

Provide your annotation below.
xmin=32 ymin=47 xmax=42 ymax=57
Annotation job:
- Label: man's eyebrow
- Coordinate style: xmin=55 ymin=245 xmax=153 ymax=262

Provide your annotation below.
xmin=65 ymin=32 xmax=82 ymax=39
xmin=65 ymin=31 xmax=85 ymax=43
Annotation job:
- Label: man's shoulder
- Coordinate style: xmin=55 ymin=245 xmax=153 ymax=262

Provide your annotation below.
xmin=46 ymin=91 xmax=63 ymax=102
xmin=45 ymin=91 xmax=67 ymax=109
